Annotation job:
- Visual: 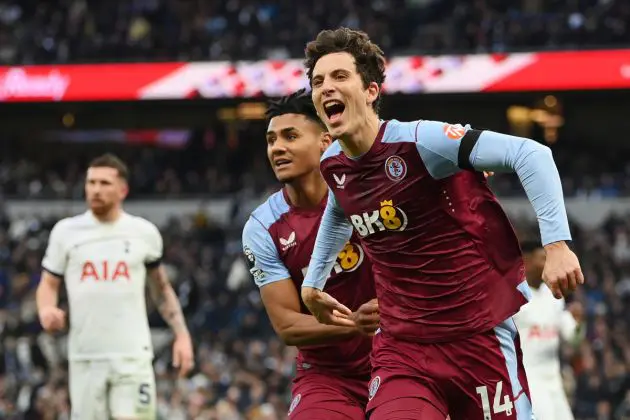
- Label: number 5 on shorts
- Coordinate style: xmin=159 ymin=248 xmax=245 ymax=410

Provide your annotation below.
xmin=475 ymin=381 xmax=513 ymax=419
xmin=138 ymin=383 xmax=151 ymax=405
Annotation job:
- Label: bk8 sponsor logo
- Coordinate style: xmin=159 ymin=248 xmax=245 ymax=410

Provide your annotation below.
xmin=301 ymin=242 xmax=364 ymax=278
xmin=349 ymin=200 xmax=408 ymax=238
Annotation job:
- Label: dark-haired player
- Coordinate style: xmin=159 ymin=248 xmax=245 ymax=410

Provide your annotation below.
xmin=300 ymin=28 xmax=584 ymax=419
xmin=242 ymin=90 xmax=379 ymax=419
xmin=514 ymin=240 xmax=584 ymax=420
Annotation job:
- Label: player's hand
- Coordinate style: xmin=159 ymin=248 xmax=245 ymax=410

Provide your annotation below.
xmin=542 ymin=241 xmax=584 ymax=299
xmin=38 ymin=306 xmax=66 ymax=332
xmin=172 ymin=332 xmax=194 ymax=378
xmin=567 ymin=301 xmax=584 ymax=324
xmin=353 ymin=299 xmax=380 ymax=336
xmin=301 ymin=287 xmax=355 ymax=327
xmin=483 ymin=171 xmax=494 ymax=178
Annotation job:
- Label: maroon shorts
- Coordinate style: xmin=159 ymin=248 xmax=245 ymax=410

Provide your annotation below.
xmin=288 ymin=369 xmax=370 ymax=419
xmin=367 ymin=318 xmax=532 ymax=420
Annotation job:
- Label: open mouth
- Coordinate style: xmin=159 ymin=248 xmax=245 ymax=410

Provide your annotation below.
xmin=323 ymin=100 xmax=345 ymax=123
xmin=274 ymin=158 xmax=291 ymax=169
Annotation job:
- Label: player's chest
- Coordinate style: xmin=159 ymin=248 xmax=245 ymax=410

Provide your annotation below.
xmin=66 ymin=233 xmax=148 ymax=282
xmin=270 ymin=215 xmax=321 ymax=278
xmin=270 ymin=214 xmax=366 ymax=283
xmin=325 ymin=145 xmax=437 ymax=239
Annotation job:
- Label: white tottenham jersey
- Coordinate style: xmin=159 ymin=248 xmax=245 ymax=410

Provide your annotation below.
xmin=42 ymin=211 xmax=162 ymax=361
xmin=513 ymin=284 xmax=578 ymax=380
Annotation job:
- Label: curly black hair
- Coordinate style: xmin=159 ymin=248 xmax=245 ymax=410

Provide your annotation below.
xmin=304 ymin=27 xmax=386 ymax=113
xmin=265 ymin=88 xmax=325 ymax=129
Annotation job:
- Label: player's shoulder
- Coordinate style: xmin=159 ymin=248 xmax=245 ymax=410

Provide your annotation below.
xmin=382 ymin=118 xmax=471 ymax=144
xmin=121 ymin=213 xmax=160 ymax=236
xmin=378 ymin=119 xmax=423 ymax=144
xmin=320 ymin=120 xmax=428 ymax=161
xmin=245 ymin=190 xmax=291 ymax=234
xmin=321 ymin=140 xmax=344 ymax=163
xmin=50 ymin=212 xmax=93 ymax=234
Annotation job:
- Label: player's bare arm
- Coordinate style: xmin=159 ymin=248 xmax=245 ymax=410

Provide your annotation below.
xmin=416 ymin=120 xmax=584 ymax=299
xmin=261 ymin=278 xmax=365 ymax=345
xmin=147 ymin=265 xmax=194 ymax=377
xmin=36 ymin=271 xmax=66 ymax=332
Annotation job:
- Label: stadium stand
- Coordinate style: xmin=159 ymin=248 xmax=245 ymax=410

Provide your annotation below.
xmin=2 ymin=130 xmax=630 ymax=200
xmin=0 ymin=0 xmax=628 ymax=64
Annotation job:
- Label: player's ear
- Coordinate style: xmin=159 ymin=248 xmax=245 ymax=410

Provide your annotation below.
xmin=120 ymin=180 xmax=129 ymax=199
xmin=320 ymin=131 xmax=333 ymax=152
xmin=366 ymin=81 xmax=380 ymax=108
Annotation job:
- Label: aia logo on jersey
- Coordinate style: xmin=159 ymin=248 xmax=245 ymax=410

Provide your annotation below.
xmin=349 ymin=200 xmax=408 ymax=238
xmin=301 ymin=242 xmax=365 ymax=278
xmin=528 ymin=325 xmax=559 ymax=340
xmin=443 ymin=123 xmax=467 ymax=140
xmin=80 ymin=260 xmax=130 ymax=282
xmin=384 ymin=155 xmax=407 ymax=181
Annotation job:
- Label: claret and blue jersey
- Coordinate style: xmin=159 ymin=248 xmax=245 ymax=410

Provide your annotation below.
xmin=242 ymin=188 xmax=375 ymax=375
xmin=305 ymin=119 xmax=572 ymax=342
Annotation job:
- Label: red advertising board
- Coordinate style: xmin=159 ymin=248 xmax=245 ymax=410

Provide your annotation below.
xmin=0 ymin=50 xmax=628 ymax=102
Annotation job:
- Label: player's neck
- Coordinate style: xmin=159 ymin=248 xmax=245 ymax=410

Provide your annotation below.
xmin=91 ymin=207 xmax=123 ymax=223
xmin=284 ymin=172 xmax=328 ymax=208
xmin=339 ymin=113 xmax=381 ymax=158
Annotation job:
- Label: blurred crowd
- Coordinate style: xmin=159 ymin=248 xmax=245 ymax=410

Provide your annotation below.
xmin=0 ymin=0 xmax=628 ymax=64
xmin=0 ymin=199 xmax=629 ymax=419
xmin=0 ymin=126 xmax=276 ymax=200
xmin=3 ymin=131 xmax=630 ymax=200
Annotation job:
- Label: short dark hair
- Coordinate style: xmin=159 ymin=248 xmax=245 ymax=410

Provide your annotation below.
xmin=304 ymin=27 xmax=387 ymax=113
xmin=520 ymin=239 xmax=542 ymax=254
xmin=88 ymin=153 xmax=129 ymax=181
xmin=265 ymin=88 xmax=326 ymax=129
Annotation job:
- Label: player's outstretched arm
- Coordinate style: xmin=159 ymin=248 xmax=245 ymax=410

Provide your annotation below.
xmin=147 ymin=265 xmax=194 ymax=377
xmin=414 ymin=120 xmax=583 ymax=299
xmin=301 ymin=192 xmax=355 ymax=326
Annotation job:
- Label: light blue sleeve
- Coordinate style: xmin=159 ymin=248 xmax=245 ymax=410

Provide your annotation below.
xmin=413 ymin=120 xmax=571 ymax=245
xmin=302 ymin=191 xmax=353 ymax=290
xmin=242 ymin=217 xmax=291 ymax=287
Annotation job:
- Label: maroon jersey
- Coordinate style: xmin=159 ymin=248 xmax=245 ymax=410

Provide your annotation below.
xmin=242 ymin=188 xmax=375 ymax=375
xmin=318 ymin=119 xmax=528 ymax=343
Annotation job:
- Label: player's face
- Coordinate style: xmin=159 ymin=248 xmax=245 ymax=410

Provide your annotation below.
xmin=266 ymin=113 xmax=331 ymax=183
xmin=85 ymin=167 xmax=128 ymax=214
xmin=311 ymin=52 xmax=380 ymax=140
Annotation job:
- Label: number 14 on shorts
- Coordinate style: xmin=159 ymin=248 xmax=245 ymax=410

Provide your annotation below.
xmin=475 ymin=381 xmax=514 ymax=419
